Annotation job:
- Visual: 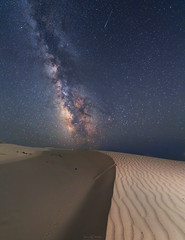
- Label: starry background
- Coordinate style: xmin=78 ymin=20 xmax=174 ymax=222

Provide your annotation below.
xmin=0 ymin=0 xmax=185 ymax=161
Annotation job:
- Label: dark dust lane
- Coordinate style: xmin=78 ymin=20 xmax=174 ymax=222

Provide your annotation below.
xmin=0 ymin=149 xmax=115 ymax=240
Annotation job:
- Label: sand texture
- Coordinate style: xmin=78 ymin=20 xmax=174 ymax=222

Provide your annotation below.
xmin=0 ymin=144 xmax=48 ymax=164
xmin=103 ymin=152 xmax=185 ymax=240
xmin=1 ymin=143 xmax=185 ymax=240
xmin=0 ymin=144 xmax=115 ymax=240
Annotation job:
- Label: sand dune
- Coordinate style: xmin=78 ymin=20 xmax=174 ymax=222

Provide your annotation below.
xmin=0 ymin=144 xmax=115 ymax=240
xmin=103 ymin=152 xmax=185 ymax=240
xmin=0 ymin=144 xmax=48 ymax=164
xmin=1 ymin=144 xmax=185 ymax=240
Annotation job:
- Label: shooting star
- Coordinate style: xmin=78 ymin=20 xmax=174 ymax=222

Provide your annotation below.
xmin=104 ymin=10 xmax=113 ymax=29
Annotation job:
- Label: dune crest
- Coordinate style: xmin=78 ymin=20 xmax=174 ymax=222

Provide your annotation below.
xmin=103 ymin=152 xmax=185 ymax=240
xmin=0 ymin=144 xmax=115 ymax=240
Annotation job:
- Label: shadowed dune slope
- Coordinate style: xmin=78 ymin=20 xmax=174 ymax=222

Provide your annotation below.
xmin=0 ymin=144 xmax=115 ymax=240
xmin=102 ymin=152 xmax=185 ymax=240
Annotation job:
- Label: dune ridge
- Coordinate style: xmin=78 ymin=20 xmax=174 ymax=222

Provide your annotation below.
xmin=0 ymin=144 xmax=115 ymax=240
xmin=1 ymin=143 xmax=185 ymax=240
xmin=103 ymin=152 xmax=185 ymax=240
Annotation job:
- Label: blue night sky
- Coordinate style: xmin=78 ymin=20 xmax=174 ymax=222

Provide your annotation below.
xmin=1 ymin=0 xmax=185 ymax=160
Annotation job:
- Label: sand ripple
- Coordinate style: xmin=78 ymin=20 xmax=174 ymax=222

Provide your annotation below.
xmin=103 ymin=152 xmax=185 ymax=240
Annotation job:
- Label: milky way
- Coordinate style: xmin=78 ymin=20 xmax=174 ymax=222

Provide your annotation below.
xmin=2 ymin=0 xmax=185 ymax=160
xmin=24 ymin=0 xmax=99 ymax=146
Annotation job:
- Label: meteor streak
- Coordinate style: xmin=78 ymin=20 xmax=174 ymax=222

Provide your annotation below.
xmin=104 ymin=10 xmax=113 ymax=29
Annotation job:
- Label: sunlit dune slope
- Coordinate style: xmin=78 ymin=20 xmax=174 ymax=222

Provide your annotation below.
xmin=103 ymin=151 xmax=185 ymax=240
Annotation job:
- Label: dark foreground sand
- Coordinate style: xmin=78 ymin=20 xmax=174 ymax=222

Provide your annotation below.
xmin=0 ymin=144 xmax=115 ymax=240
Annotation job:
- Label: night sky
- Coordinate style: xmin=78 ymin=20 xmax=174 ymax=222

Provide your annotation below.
xmin=1 ymin=0 xmax=185 ymax=160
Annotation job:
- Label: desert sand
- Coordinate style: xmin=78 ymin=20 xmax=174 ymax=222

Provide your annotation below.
xmin=103 ymin=151 xmax=185 ymax=240
xmin=1 ymin=144 xmax=185 ymax=240
xmin=0 ymin=144 xmax=115 ymax=240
